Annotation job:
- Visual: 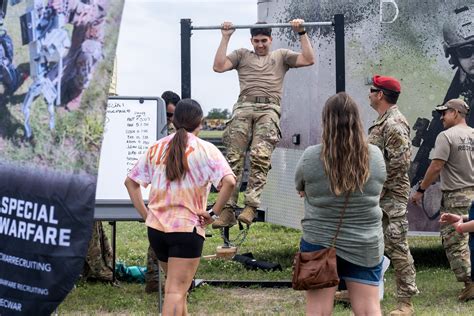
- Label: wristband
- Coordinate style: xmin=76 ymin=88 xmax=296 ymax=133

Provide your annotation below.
xmin=207 ymin=209 xmax=219 ymax=220
xmin=298 ymin=30 xmax=307 ymax=36
xmin=416 ymin=180 xmax=425 ymax=193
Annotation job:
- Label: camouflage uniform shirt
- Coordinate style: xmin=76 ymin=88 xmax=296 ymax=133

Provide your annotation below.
xmin=368 ymin=106 xmax=411 ymax=203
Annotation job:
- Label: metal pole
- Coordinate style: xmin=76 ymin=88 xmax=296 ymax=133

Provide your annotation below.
xmin=223 ymin=227 xmax=230 ymax=247
xmin=181 ymin=19 xmax=192 ymax=99
xmin=158 ymin=268 xmax=163 ymax=314
xmin=192 ymin=21 xmax=332 ymax=30
xmin=334 ymin=14 xmax=345 ymax=92
xmin=110 ymin=221 xmax=116 ymax=282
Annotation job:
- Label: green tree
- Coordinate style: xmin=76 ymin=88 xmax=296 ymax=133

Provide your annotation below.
xmin=206 ymin=108 xmax=230 ymax=119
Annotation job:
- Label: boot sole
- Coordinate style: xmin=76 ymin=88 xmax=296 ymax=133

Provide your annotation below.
xmin=237 ymin=217 xmax=254 ymax=225
xmin=212 ymin=222 xmax=237 ymax=229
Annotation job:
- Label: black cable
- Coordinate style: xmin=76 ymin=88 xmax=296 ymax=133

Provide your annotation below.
xmin=416 ymin=184 xmax=441 ymax=220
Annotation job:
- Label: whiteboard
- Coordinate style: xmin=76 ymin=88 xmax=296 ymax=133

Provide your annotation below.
xmin=95 ymin=97 xmax=167 ymax=201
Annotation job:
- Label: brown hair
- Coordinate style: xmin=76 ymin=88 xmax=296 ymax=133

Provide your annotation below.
xmin=321 ymin=92 xmax=370 ymax=195
xmin=165 ymin=98 xmax=203 ymax=181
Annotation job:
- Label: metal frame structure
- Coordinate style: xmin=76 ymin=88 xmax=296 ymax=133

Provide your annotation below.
xmin=178 ymin=15 xmax=346 ymax=290
xmin=180 ymin=15 xmax=345 ymax=99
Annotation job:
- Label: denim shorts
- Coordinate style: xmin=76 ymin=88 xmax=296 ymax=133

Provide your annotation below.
xmin=300 ymin=238 xmax=383 ymax=286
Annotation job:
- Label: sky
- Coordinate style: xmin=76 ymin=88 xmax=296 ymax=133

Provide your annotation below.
xmin=116 ymin=0 xmax=258 ymax=115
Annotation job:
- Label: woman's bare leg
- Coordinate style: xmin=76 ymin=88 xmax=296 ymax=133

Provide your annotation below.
xmin=306 ymin=286 xmax=337 ymax=316
xmin=161 ymin=257 xmax=200 ymax=316
xmin=346 ymin=280 xmax=381 ymax=316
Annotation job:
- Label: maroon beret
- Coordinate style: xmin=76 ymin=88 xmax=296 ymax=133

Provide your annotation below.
xmin=372 ymin=75 xmax=401 ymax=93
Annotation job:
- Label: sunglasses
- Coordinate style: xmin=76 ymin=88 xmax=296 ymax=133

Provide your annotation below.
xmin=456 ymin=45 xmax=474 ymax=59
xmin=370 ymin=88 xmax=381 ymax=93
xmin=166 ymin=112 xmax=174 ymax=118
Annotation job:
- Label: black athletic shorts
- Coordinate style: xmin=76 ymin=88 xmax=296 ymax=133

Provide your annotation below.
xmin=147 ymin=227 xmax=204 ymax=262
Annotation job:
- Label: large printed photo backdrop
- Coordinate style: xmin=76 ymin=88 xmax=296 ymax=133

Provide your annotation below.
xmin=260 ymin=0 xmax=473 ymax=232
xmin=0 ymin=0 xmax=124 ymax=314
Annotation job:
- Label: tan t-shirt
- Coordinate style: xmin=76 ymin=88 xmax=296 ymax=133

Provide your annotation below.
xmin=432 ymin=125 xmax=474 ymax=191
xmin=227 ymin=48 xmax=299 ymax=103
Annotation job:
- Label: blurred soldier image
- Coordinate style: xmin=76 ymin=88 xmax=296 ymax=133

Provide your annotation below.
xmin=442 ymin=6 xmax=473 ymax=121
xmin=0 ymin=0 xmax=20 ymax=97
xmin=367 ymin=75 xmax=418 ymax=316
xmin=50 ymin=0 xmax=108 ymax=110
xmin=18 ymin=0 xmax=108 ymax=138
xmin=145 ymin=90 xmax=180 ymax=293
xmin=212 ymin=19 xmax=314 ymax=228
xmin=411 ymin=99 xmax=474 ymax=301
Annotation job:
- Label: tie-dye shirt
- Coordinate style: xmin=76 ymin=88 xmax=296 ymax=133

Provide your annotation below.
xmin=128 ymin=132 xmax=234 ymax=238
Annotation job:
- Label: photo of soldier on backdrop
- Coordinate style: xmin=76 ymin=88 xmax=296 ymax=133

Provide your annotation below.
xmin=409 ymin=5 xmax=473 ymax=223
xmin=411 ymin=6 xmax=473 ymax=190
xmin=0 ymin=0 xmax=121 ymax=176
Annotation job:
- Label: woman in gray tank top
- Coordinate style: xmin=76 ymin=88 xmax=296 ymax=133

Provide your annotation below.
xmin=295 ymin=92 xmax=386 ymax=315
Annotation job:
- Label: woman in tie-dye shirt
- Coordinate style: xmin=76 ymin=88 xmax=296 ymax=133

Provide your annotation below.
xmin=125 ymin=99 xmax=235 ymax=315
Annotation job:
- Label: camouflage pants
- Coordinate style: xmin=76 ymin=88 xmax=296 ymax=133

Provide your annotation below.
xmin=222 ymin=101 xmax=281 ymax=208
xmin=146 ymin=244 xmax=160 ymax=284
xmin=440 ymin=187 xmax=474 ymax=283
xmin=83 ymin=221 xmax=113 ymax=281
xmin=381 ymin=198 xmax=419 ymax=298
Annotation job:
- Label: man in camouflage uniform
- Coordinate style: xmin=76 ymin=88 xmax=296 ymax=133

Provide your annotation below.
xmin=145 ymin=90 xmax=180 ymax=293
xmin=83 ymin=222 xmax=113 ymax=281
xmin=412 ymin=99 xmax=474 ymax=301
xmin=367 ymin=75 xmax=418 ymax=316
xmin=211 ymin=19 xmax=314 ymax=227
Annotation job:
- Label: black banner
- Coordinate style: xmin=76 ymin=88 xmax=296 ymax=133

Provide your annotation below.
xmin=0 ymin=163 xmax=95 ymax=315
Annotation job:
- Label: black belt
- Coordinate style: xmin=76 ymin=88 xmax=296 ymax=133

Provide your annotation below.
xmin=238 ymin=96 xmax=279 ymax=104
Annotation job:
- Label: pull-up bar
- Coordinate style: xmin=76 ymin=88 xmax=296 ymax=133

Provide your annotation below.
xmin=192 ymin=21 xmax=333 ymax=30
xmin=180 ymin=14 xmax=345 ymax=99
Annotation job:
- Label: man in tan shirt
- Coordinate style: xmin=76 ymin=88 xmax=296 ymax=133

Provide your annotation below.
xmin=412 ymin=99 xmax=474 ymax=301
xmin=212 ymin=19 xmax=314 ymax=227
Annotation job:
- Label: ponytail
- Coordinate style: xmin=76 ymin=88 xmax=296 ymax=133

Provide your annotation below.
xmin=164 ymin=98 xmax=203 ymax=181
xmin=165 ymin=128 xmax=189 ymax=181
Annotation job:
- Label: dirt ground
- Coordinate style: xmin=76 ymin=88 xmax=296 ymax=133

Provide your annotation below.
xmin=191 ymin=287 xmax=309 ymax=315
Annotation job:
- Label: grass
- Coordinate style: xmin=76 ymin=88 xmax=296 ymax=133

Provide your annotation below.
xmin=58 ymin=135 xmax=471 ymax=314
xmin=57 ymin=216 xmax=474 ymax=315
xmin=199 ymin=130 xmax=224 ymax=139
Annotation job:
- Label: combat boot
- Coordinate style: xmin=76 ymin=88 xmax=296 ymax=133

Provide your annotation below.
xmin=458 ymin=282 xmax=474 ymax=302
xmin=145 ymin=281 xmax=159 ymax=294
xmin=237 ymin=206 xmax=257 ymax=225
xmin=212 ymin=207 xmax=237 ymax=229
xmin=389 ymin=297 xmax=414 ymax=316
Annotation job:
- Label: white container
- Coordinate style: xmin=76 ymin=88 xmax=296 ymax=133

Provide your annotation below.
xmin=379 ymin=256 xmax=391 ymax=300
